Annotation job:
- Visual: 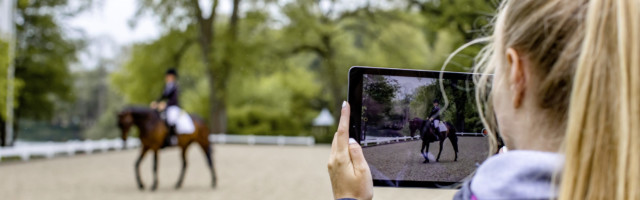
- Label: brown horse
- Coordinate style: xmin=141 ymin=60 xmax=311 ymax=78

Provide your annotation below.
xmin=410 ymin=118 xmax=459 ymax=163
xmin=117 ymin=106 xmax=217 ymax=191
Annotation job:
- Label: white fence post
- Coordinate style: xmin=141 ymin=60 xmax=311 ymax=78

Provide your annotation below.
xmin=307 ymin=137 xmax=314 ymax=146
xmin=277 ymin=135 xmax=285 ymax=146
xmin=220 ymin=134 xmax=226 ymax=144
xmin=20 ymin=150 xmax=29 ymax=161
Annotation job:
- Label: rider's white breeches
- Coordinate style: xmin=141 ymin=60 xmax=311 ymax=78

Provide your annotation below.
xmin=166 ymin=106 xmax=180 ymax=126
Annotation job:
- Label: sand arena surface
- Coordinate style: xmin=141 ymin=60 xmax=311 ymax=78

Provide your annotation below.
xmin=363 ymin=137 xmax=489 ymax=182
xmin=0 ymin=144 xmax=457 ymax=200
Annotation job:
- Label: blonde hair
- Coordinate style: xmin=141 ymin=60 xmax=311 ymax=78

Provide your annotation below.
xmin=469 ymin=0 xmax=640 ymax=199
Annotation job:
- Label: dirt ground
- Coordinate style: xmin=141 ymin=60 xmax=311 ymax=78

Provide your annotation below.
xmin=363 ymin=137 xmax=489 ymax=182
xmin=0 ymin=144 xmax=457 ymax=200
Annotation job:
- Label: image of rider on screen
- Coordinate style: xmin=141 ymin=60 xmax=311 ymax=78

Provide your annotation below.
xmin=428 ymin=99 xmax=443 ymax=140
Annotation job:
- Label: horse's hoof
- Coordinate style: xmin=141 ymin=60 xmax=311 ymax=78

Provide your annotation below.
xmin=151 ymin=184 xmax=158 ymax=191
xmin=212 ymin=182 xmax=217 ymax=189
xmin=175 ymin=184 xmax=182 ymax=190
xmin=423 ymin=159 xmax=429 ymax=163
xmin=138 ymin=184 xmax=145 ymax=190
xmin=436 ymin=159 xmax=440 ymax=162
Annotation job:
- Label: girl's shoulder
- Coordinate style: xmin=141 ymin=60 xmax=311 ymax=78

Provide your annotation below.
xmin=456 ymin=151 xmax=562 ymax=200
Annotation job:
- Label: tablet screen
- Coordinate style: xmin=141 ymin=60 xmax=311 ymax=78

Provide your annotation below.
xmin=357 ymin=70 xmax=489 ymax=187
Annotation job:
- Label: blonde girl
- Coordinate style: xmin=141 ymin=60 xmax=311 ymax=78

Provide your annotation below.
xmin=328 ymin=0 xmax=640 ymax=199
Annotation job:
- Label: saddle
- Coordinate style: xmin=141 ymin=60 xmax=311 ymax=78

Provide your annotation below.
xmin=431 ymin=120 xmax=448 ymax=133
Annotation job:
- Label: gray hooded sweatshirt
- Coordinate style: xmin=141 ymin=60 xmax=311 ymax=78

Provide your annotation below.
xmin=454 ymin=151 xmax=563 ymax=200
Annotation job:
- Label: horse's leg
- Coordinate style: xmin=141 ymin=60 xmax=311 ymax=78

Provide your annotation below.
xmin=449 ymin=131 xmax=459 ymax=161
xmin=175 ymin=140 xmax=190 ymax=189
xmin=150 ymin=149 xmax=159 ymax=191
xmin=135 ymin=146 xmax=149 ymax=190
xmin=436 ymin=134 xmax=445 ymax=162
xmin=422 ymin=141 xmax=430 ymax=163
xmin=197 ymin=135 xmax=217 ymax=188
xmin=420 ymin=141 xmax=425 ymax=161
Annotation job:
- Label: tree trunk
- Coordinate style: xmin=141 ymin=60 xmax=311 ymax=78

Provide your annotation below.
xmin=189 ymin=0 xmax=241 ymax=134
xmin=190 ymin=0 xmax=225 ymax=133
xmin=206 ymin=0 xmax=239 ymax=134
xmin=209 ymin=91 xmax=227 ymax=133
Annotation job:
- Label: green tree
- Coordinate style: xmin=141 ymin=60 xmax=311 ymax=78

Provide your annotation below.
xmin=282 ymin=0 xmax=440 ymax=120
xmin=362 ymin=75 xmax=400 ymax=126
xmin=0 ymin=39 xmax=23 ymax=145
xmin=410 ymin=78 xmax=482 ymax=133
xmin=114 ymin=0 xmax=496 ymax=140
xmin=9 ymin=0 xmax=85 ymax=144
xmin=407 ymin=0 xmax=497 ymax=71
xmin=133 ymin=0 xmax=259 ymax=133
xmin=111 ymin=28 xmax=195 ymax=106
xmin=112 ymin=11 xmax=316 ymax=136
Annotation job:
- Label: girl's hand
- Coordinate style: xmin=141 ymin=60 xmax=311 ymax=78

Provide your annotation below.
xmin=328 ymin=102 xmax=373 ymax=200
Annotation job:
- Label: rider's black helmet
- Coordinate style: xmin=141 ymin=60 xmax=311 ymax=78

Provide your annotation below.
xmin=166 ymin=68 xmax=177 ymax=77
xmin=433 ymin=99 xmax=440 ymax=104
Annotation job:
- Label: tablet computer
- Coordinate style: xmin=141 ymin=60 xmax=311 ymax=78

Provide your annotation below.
xmin=347 ymin=66 xmax=490 ymax=188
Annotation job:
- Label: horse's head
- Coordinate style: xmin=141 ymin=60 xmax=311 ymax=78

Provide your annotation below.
xmin=409 ymin=118 xmax=423 ymax=137
xmin=117 ymin=109 xmax=134 ymax=149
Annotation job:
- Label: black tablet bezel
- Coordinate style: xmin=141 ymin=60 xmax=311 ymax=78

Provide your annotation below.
xmin=347 ymin=66 xmax=482 ymax=188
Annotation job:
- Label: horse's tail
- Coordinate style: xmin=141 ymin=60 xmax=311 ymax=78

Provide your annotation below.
xmin=446 ymin=122 xmax=459 ymax=154
xmin=446 ymin=122 xmax=458 ymax=140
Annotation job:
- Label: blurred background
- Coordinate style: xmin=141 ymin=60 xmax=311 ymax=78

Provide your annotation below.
xmin=0 ymin=0 xmax=496 ymax=199
xmin=0 ymin=0 xmax=495 ymax=145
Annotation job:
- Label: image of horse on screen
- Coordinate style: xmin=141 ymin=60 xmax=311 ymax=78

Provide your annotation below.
xmin=360 ymin=74 xmax=489 ymax=183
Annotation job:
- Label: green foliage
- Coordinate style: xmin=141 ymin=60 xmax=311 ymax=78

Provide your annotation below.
xmin=0 ymin=39 xmax=23 ymax=120
xmin=227 ymin=65 xmax=321 ymax=135
xmin=108 ymin=0 xmax=496 ymax=140
xmin=14 ymin=0 xmax=82 ymax=120
xmin=364 ymin=76 xmax=400 ymax=105
xmin=69 ymin=66 xmax=124 ymax=140
xmin=406 ymin=0 xmax=497 ymax=72
xmin=111 ymin=29 xmax=195 ymax=105
xmin=362 ymin=75 xmax=401 ymax=126
xmin=16 ymin=120 xmax=82 ymax=141
xmin=111 ymin=19 xmax=323 ymax=136
xmin=14 ymin=0 xmax=499 ymax=141
xmin=410 ymin=78 xmax=483 ymax=133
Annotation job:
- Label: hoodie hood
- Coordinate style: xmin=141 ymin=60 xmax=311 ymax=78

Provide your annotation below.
xmin=456 ymin=150 xmax=563 ymax=200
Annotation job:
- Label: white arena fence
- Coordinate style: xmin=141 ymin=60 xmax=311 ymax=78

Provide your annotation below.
xmin=208 ymin=134 xmax=315 ymax=146
xmin=361 ymin=132 xmax=484 ymax=147
xmin=0 ymin=134 xmax=315 ymax=162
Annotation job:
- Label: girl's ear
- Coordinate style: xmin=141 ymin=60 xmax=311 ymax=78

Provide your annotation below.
xmin=506 ymin=48 xmax=527 ymax=108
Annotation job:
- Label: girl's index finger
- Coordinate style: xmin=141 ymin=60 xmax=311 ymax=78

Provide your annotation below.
xmin=333 ymin=101 xmax=351 ymax=153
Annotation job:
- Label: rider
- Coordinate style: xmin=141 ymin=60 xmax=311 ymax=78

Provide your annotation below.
xmin=428 ymin=99 xmax=442 ymax=140
xmin=151 ymin=68 xmax=180 ymax=147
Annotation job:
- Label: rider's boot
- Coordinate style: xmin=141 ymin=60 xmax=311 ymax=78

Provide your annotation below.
xmin=169 ymin=125 xmax=177 ymax=145
xmin=433 ymin=124 xmax=441 ymax=141
xmin=162 ymin=123 xmax=177 ymax=148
